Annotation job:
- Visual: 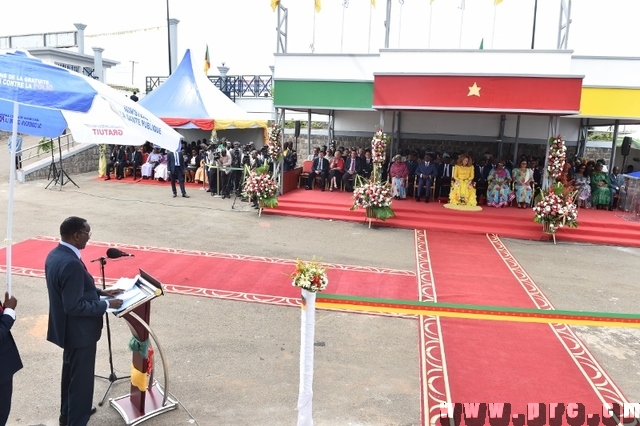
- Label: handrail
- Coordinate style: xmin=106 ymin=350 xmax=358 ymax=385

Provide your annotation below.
xmin=146 ymin=74 xmax=273 ymax=99
xmin=14 ymin=134 xmax=75 ymax=170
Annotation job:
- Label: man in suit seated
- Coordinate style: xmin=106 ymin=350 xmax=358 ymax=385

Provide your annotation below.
xmin=415 ymin=154 xmax=438 ymax=202
xmin=0 ymin=292 xmax=22 ymax=426
xmin=46 ymin=217 xmax=123 ymax=426
xmin=127 ymin=146 xmax=144 ymax=180
xmin=609 ymin=166 xmax=626 ymax=210
xmin=474 ymin=158 xmax=491 ymax=202
xmin=405 ymin=151 xmax=420 ymax=198
xmin=435 ymin=154 xmax=453 ymax=199
xmin=306 ymin=150 xmax=329 ymax=191
xmin=342 ymin=150 xmax=363 ymax=192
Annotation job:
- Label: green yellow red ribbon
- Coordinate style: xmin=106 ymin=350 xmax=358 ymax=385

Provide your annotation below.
xmin=316 ymin=294 xmax=640 ymax=328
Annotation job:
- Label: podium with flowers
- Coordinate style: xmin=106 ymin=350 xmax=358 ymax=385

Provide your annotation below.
xmin=110 ymin=269 xmax=177 ymax=425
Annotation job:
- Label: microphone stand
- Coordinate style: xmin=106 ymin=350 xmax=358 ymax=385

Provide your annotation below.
xmin=93 ymin=256 xmax=130 ymax=406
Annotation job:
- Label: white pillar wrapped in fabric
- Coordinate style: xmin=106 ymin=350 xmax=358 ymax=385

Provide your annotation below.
xmin=74 ymin=23 xmax=87 ymax=55
xmin=169 ymin=19 xmax=180 ymax=74
xmin=297 ymin=288 xmax=317 ymax=426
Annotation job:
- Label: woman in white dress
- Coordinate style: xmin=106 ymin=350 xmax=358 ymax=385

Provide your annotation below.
xmin=141 ymin=148 xmax=163 ymax=178
xmin=153 ymin=154 xmax=169 ymax=181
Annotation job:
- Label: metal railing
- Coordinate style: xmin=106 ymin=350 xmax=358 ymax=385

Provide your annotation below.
xmin=146 ymin=75 xmax=273 ymax=100
xmin=15 ymin=134 xmax=75 ymax=170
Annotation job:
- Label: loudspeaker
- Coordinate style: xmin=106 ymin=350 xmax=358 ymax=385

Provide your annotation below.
xmin=294 ymin=120 xmax=301 ymax=138
xmin=621 ymin=136 xmax=632 ymax=156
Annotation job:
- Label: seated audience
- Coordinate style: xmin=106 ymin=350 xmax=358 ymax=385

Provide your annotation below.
xmin=590 ymin=163 xmax=611 ymax=209
xmin=512 ymin=159 xmax=534 ymax=209
xmin=486 ymin=161 xmax=512 ymax=208
xmin=141 ymin=147 xmax=163 ymax=179
xmin=435 ymin=154 xmax=453 ymax=199
xmin=574 ymin=164 xmax=591 ymax=208
xmin=361 ymin=150 xmax=373 ymax=179
xmin=415 ymin=153 xmax=437 ymax=203
xmin=342 ymin=150 xmax=363 ymax=192
xmin=154 ymin=153 xmax=169 ymax=181
xmin=609 ymin=166 xmax=626 ymax=210
xmin=185 ymin=148 xmax=199 ymax=183
xmin=449 ymin=154 xmax=477 ymax=206
xmin=306 ymin=150 xmax=329 ymax=191
xmin=389 ymin=155 xmax=409 ymax=200
xmin=328 ymin=151 xmax=344 ymax=192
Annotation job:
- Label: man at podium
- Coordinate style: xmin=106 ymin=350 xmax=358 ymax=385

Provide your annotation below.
xmin=45 ymin=217 xmax=123 ymax=426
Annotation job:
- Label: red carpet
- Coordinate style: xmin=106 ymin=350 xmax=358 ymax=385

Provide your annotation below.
xmin=423 ymin=230 xmax=626 ymax=421
xmin=268 ymin=188 xmax=640 ymax=247
xmin=0 ymin=237 xmax=417 ymax=306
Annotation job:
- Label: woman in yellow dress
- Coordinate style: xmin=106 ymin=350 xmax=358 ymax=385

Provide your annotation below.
xmin=449 ymin=154 xmax=477 ymax=206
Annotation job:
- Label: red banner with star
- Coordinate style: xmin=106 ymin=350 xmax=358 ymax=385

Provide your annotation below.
xmin=373 ymin=75 xmax=583 ymax=115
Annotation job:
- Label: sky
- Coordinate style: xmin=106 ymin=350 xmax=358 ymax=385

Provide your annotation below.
xmin=2 ymin=0 xmax=640 ymax=91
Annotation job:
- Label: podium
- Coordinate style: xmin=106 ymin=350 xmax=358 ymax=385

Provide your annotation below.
xmin=109 ymin=269 xmax=178 ymax=425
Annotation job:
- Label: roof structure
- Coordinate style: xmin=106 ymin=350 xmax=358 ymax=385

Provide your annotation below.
xmin=140 ymin=49 xmax=267 ymax=131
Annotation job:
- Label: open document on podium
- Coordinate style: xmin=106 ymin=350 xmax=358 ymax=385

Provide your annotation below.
xmin=102 ymin=274 xmax=163 ymax=315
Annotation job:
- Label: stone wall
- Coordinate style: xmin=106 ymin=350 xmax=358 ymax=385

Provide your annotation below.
xmin=24 ymin=145 xmax=101 ymax=182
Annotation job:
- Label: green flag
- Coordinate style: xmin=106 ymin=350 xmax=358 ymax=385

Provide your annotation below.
xmin=479 ymin=38 xmax=484 ymax=50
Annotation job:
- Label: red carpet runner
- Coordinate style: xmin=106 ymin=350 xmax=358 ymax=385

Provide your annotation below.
xmin=419 ymin=230 xmax=627 ymax=425
xmin=0 ymin=237 xmax=417 ymax=307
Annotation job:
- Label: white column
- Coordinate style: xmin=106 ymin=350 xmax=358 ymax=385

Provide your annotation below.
xmin=168 ymin=18 xmax=180 ymax=74
xmin=74 ymin=23 xmax=87 ymax=55
xmin=92 ymin=47 xmax=104 ymax=82
xmin=269 ymin=65 xmax=276 ymax=121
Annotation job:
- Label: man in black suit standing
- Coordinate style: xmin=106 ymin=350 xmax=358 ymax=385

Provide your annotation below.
xmin=46 ymin=217 xmax=123 ymax=426
xmin=342 ymin=150 xmax=363 ymax=192
xmin=306 ymin=150 xmax=329 ymax=190
xmin=167 ymin=150 xmax=190 ymax=198
xmin=0 ymin=292 xmax=22 ymax=426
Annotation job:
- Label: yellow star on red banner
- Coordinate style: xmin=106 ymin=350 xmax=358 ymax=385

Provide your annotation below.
xmin=468 ymin=82 xmax=481 ymax=97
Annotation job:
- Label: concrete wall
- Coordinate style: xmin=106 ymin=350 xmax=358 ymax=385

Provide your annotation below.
xmin=22 ymin=144 xmax=100 ymax=182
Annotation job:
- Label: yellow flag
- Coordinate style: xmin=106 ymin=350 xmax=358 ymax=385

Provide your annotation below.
xmin=315 ymin=0 xmax=321 ymax=13
xmin=271 ymin=0 xmax=279 ymax=11
xmin=430 ymin=0 xmax=435 ymax=3
xmin=371 ymin=0 xmax=376 ymax=7
xmin=494 ymin=0 xmax=503 ymax=4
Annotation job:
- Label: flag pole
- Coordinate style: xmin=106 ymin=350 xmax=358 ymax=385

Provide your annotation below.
xmin=531 ymin=0 xmax=539 ymax=49
xmin=458 ymin=7 xmax=464 ymax=48
xmin=368 ymin=3 xmax=373 ymax=53
xmin=312 ymin=3 xmax=316 ymax=53
xmin=428 ymin=3 xmax=433 ymax=48
xmin=398 ymin=2 xmax=403 ymax=47
xmin=341 ymin=4 xmax=345 ymax=53
xmin=491 ymin=5 xmax=497 ymax=49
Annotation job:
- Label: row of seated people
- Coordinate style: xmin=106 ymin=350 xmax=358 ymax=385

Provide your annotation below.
xmin=567 ymin=162 xmax=628 ymax=211
xmin=303 ymin=148 xmax=541 ymax=208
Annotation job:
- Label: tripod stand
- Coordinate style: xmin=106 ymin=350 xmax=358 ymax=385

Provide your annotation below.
xmin=92 ymin=256 xmax=129 ymax=406
xmin=45 ymin=137 xmax=79 ymax=190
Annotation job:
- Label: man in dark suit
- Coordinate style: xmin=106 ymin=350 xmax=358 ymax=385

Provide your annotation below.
xmin=306 ymin=150 xmax=329 ymax=190
xmin=167 ymin=150 xmax=190 ymax=198
xmin=46 ymin=217 xmax=123 ymax=426
xmin=435 ymin=154 xmax=453 ymax=199
xmin=0 ymin=292 xmax=22 ymax=426
xmin=474 ymin=158 xmax=491 ymax=201
xmin=342 ymin=150 xmax=363 ymax=192
xmin=127 ymin=146 xmax=144 ymax=180
xmin=405 ymin=152 xmax=420 ymax=198
xmin=415 ymin=154 xmax=438 ymax=202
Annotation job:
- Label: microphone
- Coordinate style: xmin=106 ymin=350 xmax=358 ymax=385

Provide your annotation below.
xmin=106 ymin=248 xmax=134 ymax=259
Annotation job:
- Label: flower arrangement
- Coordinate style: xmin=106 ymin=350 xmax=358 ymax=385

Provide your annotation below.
xmin=533 ymin=183 xmax=578 ymax=232
xmin=243 ymin=170 xmax=279 ymax=208
xmin=291 ymin=258 xmax=328 ymax=293
xmin=371 ymin=129 xmax=388 ymax=168
xmin=266 ymin=123 xmax=282 ymax=162
xmin=350 ymin=178 xmax=396 ymax=220
xmin=547 ymin=135 xmax=566 ymax=181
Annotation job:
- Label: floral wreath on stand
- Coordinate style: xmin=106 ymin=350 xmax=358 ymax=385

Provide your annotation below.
xmin=243 ymin=167 xmax=279 ymax=208
xmin=291 ymin=258 xmax=328 ymax=293
xmin=266 ymin=123 xmax=282 ymax=162
xmin=547 ymin=135 xmax=567 ymax=181
xmin=349 ymin=129 xmax=396 ymax=222
xmin=533 ymin=135 xmax=578 ymax=238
